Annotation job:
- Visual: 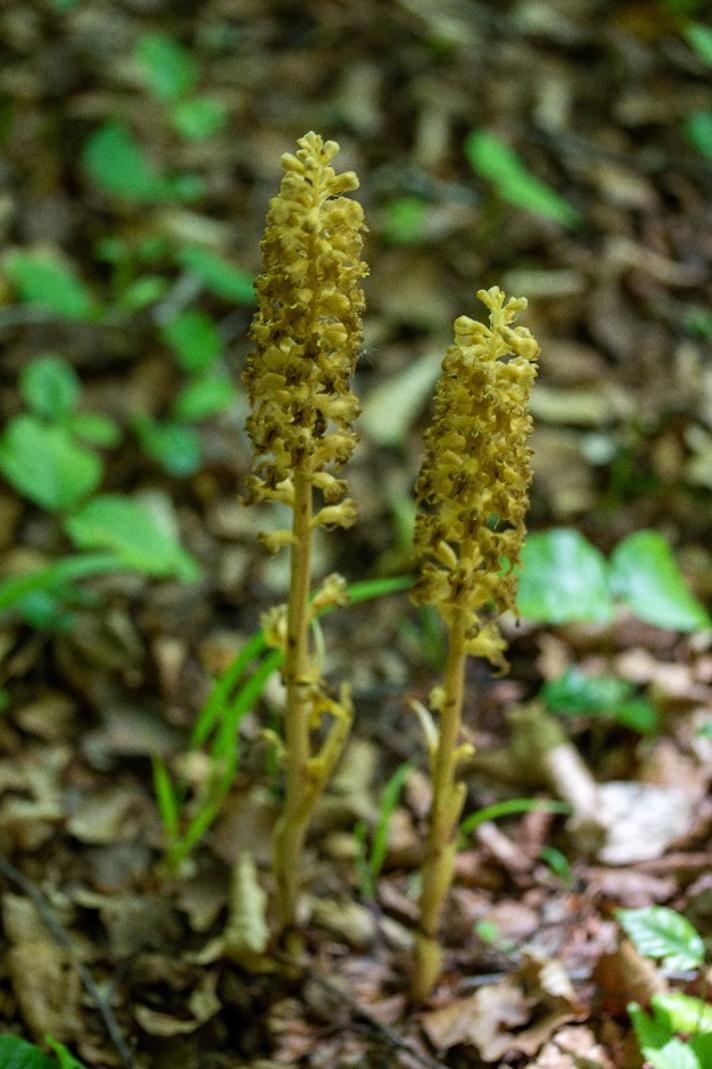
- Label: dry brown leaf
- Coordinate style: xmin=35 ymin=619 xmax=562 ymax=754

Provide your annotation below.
xmin=7 ymin=941 xmax=82 ymax=1042
xmin=529 ymin=1024 xmax=614 ymax=1068
xmin=594 ymin=938 xmax=667 ymax=1016
xmin=421 ymin=978 xmax=531 ymax=1055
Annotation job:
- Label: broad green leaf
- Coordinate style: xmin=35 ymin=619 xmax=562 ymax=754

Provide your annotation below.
xmin=609 ymin=531 xmax=709 ymax=632
xmin=65 ymin=494 xmax=199 ymax=581
xmin=5 ymin=252 xmax=94 ymax=320
xmin=0 ymin=416 xmax=101 ymax=510
xmin=612 ymin=697 xmax=659 ymax=734
xmin=465 ymin=130 xmax=581 ymax=228
xmin=67 ymin=411 xmax=121 ymax=447
xmin=174 ymin=376 xmax=234 ymax=422
xmin=617 ymin=907 xmax=704 ymax=973
xmin=171 ymin=96 xmax=227 ymax=140
xmin=517 ymin=529 xmax=614 ymax=623
xmin=542 ymin=667 xmax=658 ymax=733
xmin=135 ymin=32 xmax=197 ymax=101
xmin=162 ymin=310 xmax=223 ymax=372
xmin=684 ymin=22 xmax=712 ymax=66
xmin=20 ymin=355 xmax=80 ymax=419
xmin=683 ymin=110 xmax=712 ymax=160
xmin=134 ymin=417 xmax=202 ymax=476
xmin=0 ymin=1035 xmax=57 ymax=1069
xmin=691 ymin=1034 xmax=712 ymax=1065
xmin=652 ymin=992 xmax=712 ymax=1035
xmin=543 ymin=667 xmax=631 ymax=714
xmin=82 ymin=123 xmax=202 ymax=204
xmin=177 ymin=245 xmax=254 ymax=303
xmin=629 ymin=1004 xmax=700 ymax=1069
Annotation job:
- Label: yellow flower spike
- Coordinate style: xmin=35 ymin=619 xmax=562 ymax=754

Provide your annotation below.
xmin=243 ymin=132 xmax=367 ymax=933
xmin=411 ymin=287 xmax=539 ymax=1003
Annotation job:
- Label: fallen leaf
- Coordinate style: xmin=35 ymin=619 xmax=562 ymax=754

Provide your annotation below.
xmin=7 ymin=942 xmax=82 ymax=1042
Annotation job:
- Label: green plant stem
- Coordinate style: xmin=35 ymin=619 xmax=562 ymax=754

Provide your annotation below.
xmin=412 ymin=607 xmax=467 ymax=1003
xmin=273 ymin=468 xmax=313 ymax=931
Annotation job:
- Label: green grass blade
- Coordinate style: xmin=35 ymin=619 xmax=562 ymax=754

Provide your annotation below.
xmin=0 ymin=552 xmax=125 ymax=613
xmin=212 ymin=649 xmax=283 ymax=760
xmin=152 ymin=756 xmax=180 ymax=841
xmin=191 ymin=629 xmax=268 ymax=748
xmin=369 ymin=760 xmax=414 ymax=887
xmin=460 ymin=797 xmax=571 ymax=837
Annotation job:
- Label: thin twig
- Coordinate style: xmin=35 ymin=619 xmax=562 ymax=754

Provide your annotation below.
xmin=0 ymin=853 xmax=135 ymax=1069
xmin=276 ymin=953 xmax=447 ymax=1069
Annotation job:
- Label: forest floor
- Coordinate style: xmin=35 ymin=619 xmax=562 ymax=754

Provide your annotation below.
xmin=0 ymin=1 xmax=711 ymax=1067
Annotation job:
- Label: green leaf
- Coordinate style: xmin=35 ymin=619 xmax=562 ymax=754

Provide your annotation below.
xmin=609 ymin=531 xmax=709 ymax=632
xmin=67 ymin=411 xmax=121 ymax=447
xmin=5 ymin=252 xmax=95 ymax=320
xmin=517 ymin=529 xmax=614 ymax=623
xmin=116 ymin=274 xmax=169 ymax=312
xmin=0 ymin=416 xmax=102 ymax=510
xmin=0 ymin=1035 xmax=57 ymax=1069
xmin=0 ymin=552 xmax=122 ymax=616
xmin=135 ymin=32 xmax=197 ymax=101
xmin=617 ymin=907 xmax=704 ymax=973
xmin=46 ymin=1039 xmax=87 ymax=1069
xmin=461 ymin=797 xmax=571 ymax=837
xmin=171 ymin=96 xmax=227 ymax=140
xmin=134 ymin=417 xmax=202 ymax=476
xmin=691 ymin=1034 xmax=712 ymax=1065
xmin=82 ymin=123 xmax=202 ymax=204
xmin=613 ymin=697 xmax=659 ymax=734
xmin=152 ymin=756 xmax=180 ymax=840
xmin=368 ymin=761 xmax=414 ymax=890
xmin=543 ymin=667 xmax=632 ymax=715
xmin=542 ymin=667 xmax=658 ymax=733
xmin=174 ymin=376 xmax=234 ymax=422
xmin=683 ymin=110 xmax=712 ymax=160
xmin=652 ymin=992 xmax=712 ymax=1035
xmin=162 ymin=310 xmax=223 ymax=372
xmin=177 ymin=245 xmax=255 ymax=303
xmin=684 ymin=22 xmax=712 ymax=67
xmin=65 ymin=494 xmax=199 ymax=581
xmin=465 ymin=130 xmax=581 ymax=228
xmin=382 ymin=196 xmax=428 ymax=244
xmin=20 ymin=355 xmax=80 ymax=419
xmin=628 ymin=1004 xmax=700 ymax=1069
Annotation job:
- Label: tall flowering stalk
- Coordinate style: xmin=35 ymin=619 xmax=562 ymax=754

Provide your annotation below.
xmin=410 ymin=287 xmax=539 ymax=1001
xmin=243 ymin=132 xmax=367 ymax=931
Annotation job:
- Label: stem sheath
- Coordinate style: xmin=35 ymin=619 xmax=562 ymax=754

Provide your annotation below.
xmin=273 ymin=469 xmax=313 ymax=931
xmin=412 ymin=608 xmax=468 ymax=1002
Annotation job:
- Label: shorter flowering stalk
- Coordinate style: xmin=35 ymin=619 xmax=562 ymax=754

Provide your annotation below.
xmin=410 ymin=287 xmax=539 ymax=1001
xmin=243 ymin=132 xmax=367 ymax=931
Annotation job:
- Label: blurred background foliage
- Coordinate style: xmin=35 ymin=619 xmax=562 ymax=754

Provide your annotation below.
xmin=0 ymin=0 xmax=710 ymax=756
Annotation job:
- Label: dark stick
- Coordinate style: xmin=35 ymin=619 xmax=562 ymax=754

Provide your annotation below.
xmin=0 ymin=853 xmax=135 ymax=1069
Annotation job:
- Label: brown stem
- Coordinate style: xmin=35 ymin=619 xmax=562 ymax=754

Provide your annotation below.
xmin=412 ymin=608 xmax=468 ymax=1002
xmin=273 ymin=468 xmax=313 ymax=931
